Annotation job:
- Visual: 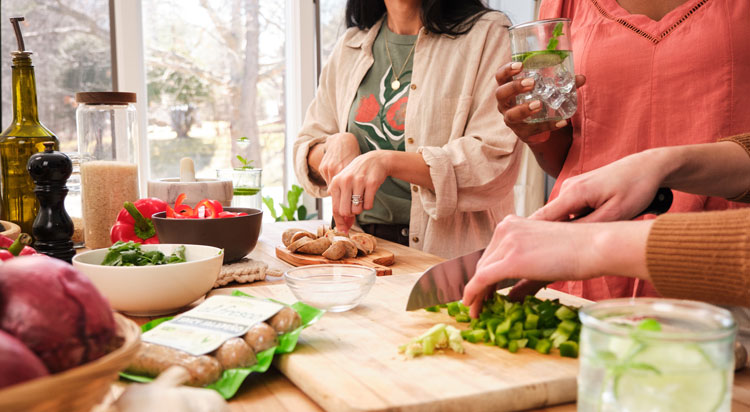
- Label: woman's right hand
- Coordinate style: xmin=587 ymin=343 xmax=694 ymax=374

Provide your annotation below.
xmin=530 ymin=149 xmax=667 ymax=223
xmin=494 ymin=62 xmax=585 ymax=144
xmin=315 ymin=132 xmax=362 ymax=184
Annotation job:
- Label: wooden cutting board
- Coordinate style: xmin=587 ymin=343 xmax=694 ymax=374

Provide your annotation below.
xmin=275 ymin=246 xmax=395 ymax=276
xmin=216 ymin=274 xmax=590 ymax=412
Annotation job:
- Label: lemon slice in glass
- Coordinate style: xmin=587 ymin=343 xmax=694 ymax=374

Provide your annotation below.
xmin=613 ymin=343 xmax=729 ymax=412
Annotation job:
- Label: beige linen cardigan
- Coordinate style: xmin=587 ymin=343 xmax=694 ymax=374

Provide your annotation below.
xmin=293 ymin=12 xmax=521 ymax=258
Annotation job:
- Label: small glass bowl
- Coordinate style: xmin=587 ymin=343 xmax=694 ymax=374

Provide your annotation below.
xmin=284 ymin=264 xmax=376 ymax=312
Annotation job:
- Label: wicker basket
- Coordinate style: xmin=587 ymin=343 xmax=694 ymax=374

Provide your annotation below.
xmin=0 ymin=313 xmax=141 ymax=412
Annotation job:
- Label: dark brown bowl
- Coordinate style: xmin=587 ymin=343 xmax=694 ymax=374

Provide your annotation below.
xmin=152 ymin=207 xmax=262 ymax=263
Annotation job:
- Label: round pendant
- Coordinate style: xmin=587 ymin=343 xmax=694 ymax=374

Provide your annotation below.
xmin=391 ymin=80 xmax=400 ymax=90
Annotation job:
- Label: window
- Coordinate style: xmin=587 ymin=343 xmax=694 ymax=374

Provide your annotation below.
xmin=319 ymin=0 xmax=347 ymax=63
xmin=0 ymin=0 xmax=112 ymax=152
xmin=0 ymin=0 xmax=322 ymax=221
xmin=142 ymin=0 xmax=287 ymax=212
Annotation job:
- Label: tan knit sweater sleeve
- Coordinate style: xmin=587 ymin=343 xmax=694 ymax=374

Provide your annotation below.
xmin=646 ymin=209 xmax=750 ymax=307
xmin=719 ymin=133 xmax=750 ymax=202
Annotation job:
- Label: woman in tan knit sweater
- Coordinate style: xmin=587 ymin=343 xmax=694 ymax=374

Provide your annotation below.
xmin=463 ymin=134 xmax=750 ymax=317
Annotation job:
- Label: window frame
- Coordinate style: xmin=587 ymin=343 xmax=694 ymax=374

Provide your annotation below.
xmin=109 ymin=0 xmax=319 ymax=207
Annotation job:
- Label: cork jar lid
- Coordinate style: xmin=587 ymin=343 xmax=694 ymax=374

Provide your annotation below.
xmin=75 ymin=92 xmax=136 ymax=105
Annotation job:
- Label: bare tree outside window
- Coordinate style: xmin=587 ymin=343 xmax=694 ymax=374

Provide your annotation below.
xmin=0 ymin=0 xmax=112 ymax=152
xmin=143 ymin=0 xmax=286 ymax=191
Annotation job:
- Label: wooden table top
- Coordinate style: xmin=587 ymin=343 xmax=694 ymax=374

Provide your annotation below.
xmin=109 ymin=220 xmax=750 ymax=412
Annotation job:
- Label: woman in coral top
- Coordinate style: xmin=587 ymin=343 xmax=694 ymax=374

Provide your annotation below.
xmin=494 ymin=0 xmax=750 ymax=299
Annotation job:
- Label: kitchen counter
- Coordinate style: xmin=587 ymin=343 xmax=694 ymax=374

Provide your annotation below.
xmin=108 ymin=220 xmax=750 ymax=412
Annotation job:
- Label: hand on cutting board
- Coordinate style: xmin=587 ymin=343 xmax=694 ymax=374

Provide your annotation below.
xmin=531 ymin=150 xmax=665 ymax=223
xmin=328 ymin=150 xmax=390 ymax=233
xmin=462 ymin=215 xmax=653 ymax=318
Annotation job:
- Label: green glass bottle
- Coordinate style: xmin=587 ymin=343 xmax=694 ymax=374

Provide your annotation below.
xmin=0 ymin=17 xmax=59 ymax=235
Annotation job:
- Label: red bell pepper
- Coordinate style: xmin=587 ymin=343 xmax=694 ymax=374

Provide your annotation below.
xmin=110 ymin=198 xmax=168 ymax=244
xmin=165 ymin=193 xmax=245 ymax=219
xmin=0 ymin=233 xmax=36 ymax=261
xmin=194 ymin=199 xmax=223 ymax=219
xmin=173 ymin=193 xmax=194 ymax=217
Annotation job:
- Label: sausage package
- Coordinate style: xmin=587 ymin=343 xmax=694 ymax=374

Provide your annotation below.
xmin=120 ymin=291 xmax=324 ymax=399
xmin=142 ymin=295 xmax=284 ymax=356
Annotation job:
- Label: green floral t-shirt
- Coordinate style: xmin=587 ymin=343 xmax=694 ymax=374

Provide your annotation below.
xmin=347 ymin=22 xmax=416 ymax=225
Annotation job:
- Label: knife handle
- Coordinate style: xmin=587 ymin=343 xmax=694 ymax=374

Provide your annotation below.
xmin=636 ymin=187 xmax=673 ymax=217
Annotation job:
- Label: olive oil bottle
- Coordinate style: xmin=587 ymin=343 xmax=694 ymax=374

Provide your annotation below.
xmin=0 ymin=17 xmax=59 ymax=234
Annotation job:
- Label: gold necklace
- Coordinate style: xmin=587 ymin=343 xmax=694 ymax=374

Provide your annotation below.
xmin=384 ymin=30 xmax=417 ymax=90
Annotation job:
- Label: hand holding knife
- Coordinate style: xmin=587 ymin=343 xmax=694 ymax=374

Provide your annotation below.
xmin=405 ymin=188 xmax=673 ymax=311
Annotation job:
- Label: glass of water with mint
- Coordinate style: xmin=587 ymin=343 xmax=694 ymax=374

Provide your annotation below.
xmin=509 ymin=18 xmax=576 ymax=123
xmin=578 ymin=298 xmax=735 ymax=412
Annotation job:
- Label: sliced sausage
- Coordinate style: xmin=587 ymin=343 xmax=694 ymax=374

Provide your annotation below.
xmin=282 ymin=228 xmax=307 ymax=247
xmin=296 ymin=237 xmax=332 ymax=255
xmin=290 ymin=230 xmax=316 ymax=243
xmin=287 ymin=236 xmax=313 ymax=253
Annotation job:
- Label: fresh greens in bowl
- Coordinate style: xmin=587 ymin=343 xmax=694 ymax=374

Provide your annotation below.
xmin=101 ymin=241 xmax=186 ymax=266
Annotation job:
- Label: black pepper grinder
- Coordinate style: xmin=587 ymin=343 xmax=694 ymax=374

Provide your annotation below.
xmin=27 ymin=142 xmax=75 ymax=262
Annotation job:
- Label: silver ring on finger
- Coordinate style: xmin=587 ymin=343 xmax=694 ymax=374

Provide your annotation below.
xmin=351 ymin=194 xmax=363 ymax=206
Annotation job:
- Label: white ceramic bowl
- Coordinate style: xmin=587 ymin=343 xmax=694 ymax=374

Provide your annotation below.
xmin=284 ymin=264 xmax=376 ymax=312
xmin=72 ymin=244 xmax=223 ymax=316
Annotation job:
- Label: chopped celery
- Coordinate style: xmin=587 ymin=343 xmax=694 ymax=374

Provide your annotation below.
xmin=559 ymin=341 xmax=578 ymax=358
xmin=495 ymin=318 xmax=512 ymax=335
xmin=508 ymin=308 xmax=524 ymax=323
xmin=496 ymin=334 xmax=509 ymax=348
xmin=527 ymin=336 xmax=539 ymax=348
xmin=508 ymin=321 xmax=524 ymax=340
xmin=422 ymin=334 xmax=437 ymax=355
xmin=550 ymin=319 xmax=578 ymax=347
xmin=455 ymin=313 xmax=471 ymax=323
xmin=524 ymin=314 xmax=539 ymax=330
xmin=466 ymin=329 xmax=487 ymax=343
xmin=458 ymin=302 xmax=470 ymax=314
xmin=399 ymin=323 xmax=464 ymax=358
xmin=425 ymin=305 xmax=440 ymax=312
xmin=445 ymin=325 xmax=465 ymax=354
xmin=524 ymin=329 xmax=541 ymax=338
xmin=555 ymin=305 xmax=577 ymax=321
xmin=535 ymin=339 xmax=552 ymax=354
xmin=439 ymin=293 xmax=581 ymax=358
xmin=447 ymin=302 xmax=461 ymax=316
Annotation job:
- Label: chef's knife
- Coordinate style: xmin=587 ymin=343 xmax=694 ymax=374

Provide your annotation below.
xmin=405 ymin=187 xmax=674 ymax=310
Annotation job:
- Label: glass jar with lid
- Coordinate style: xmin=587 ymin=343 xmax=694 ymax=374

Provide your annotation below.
xmin=76 ymin=92 xmax=139 ymax=249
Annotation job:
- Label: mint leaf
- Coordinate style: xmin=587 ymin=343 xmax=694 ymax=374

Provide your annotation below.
xmin=546 ymin=22 xmax=564 ymax=51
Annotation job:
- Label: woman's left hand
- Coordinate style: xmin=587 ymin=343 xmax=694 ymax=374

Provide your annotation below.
xmin=328 ymin=151 xmax=391 ymax=232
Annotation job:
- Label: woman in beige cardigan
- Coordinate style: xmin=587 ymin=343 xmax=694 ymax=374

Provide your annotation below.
xmin=294 ymin=0 xmax=521 ymax=258
xmin=463 ymin=134 xmax=750 ymax=316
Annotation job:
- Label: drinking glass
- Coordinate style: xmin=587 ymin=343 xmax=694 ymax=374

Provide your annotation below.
xmin=509 ymin=18 xmax=577 ymax=123
xmin=578 ymin=298 xmax=736 ymax=412
xmin=216 ymin=168 xmax=262 ymax=210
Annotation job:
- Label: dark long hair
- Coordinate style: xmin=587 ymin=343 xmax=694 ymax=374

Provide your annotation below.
xmin=345 ymin=0 xmax=493 ymax=36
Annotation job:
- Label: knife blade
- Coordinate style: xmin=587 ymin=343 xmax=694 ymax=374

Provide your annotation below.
xmin=405 ymin=188 xmax=674 ymax=310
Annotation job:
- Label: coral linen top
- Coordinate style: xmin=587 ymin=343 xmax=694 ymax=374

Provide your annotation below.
xmin=539 ymin=0 xmax=750 ymax=300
